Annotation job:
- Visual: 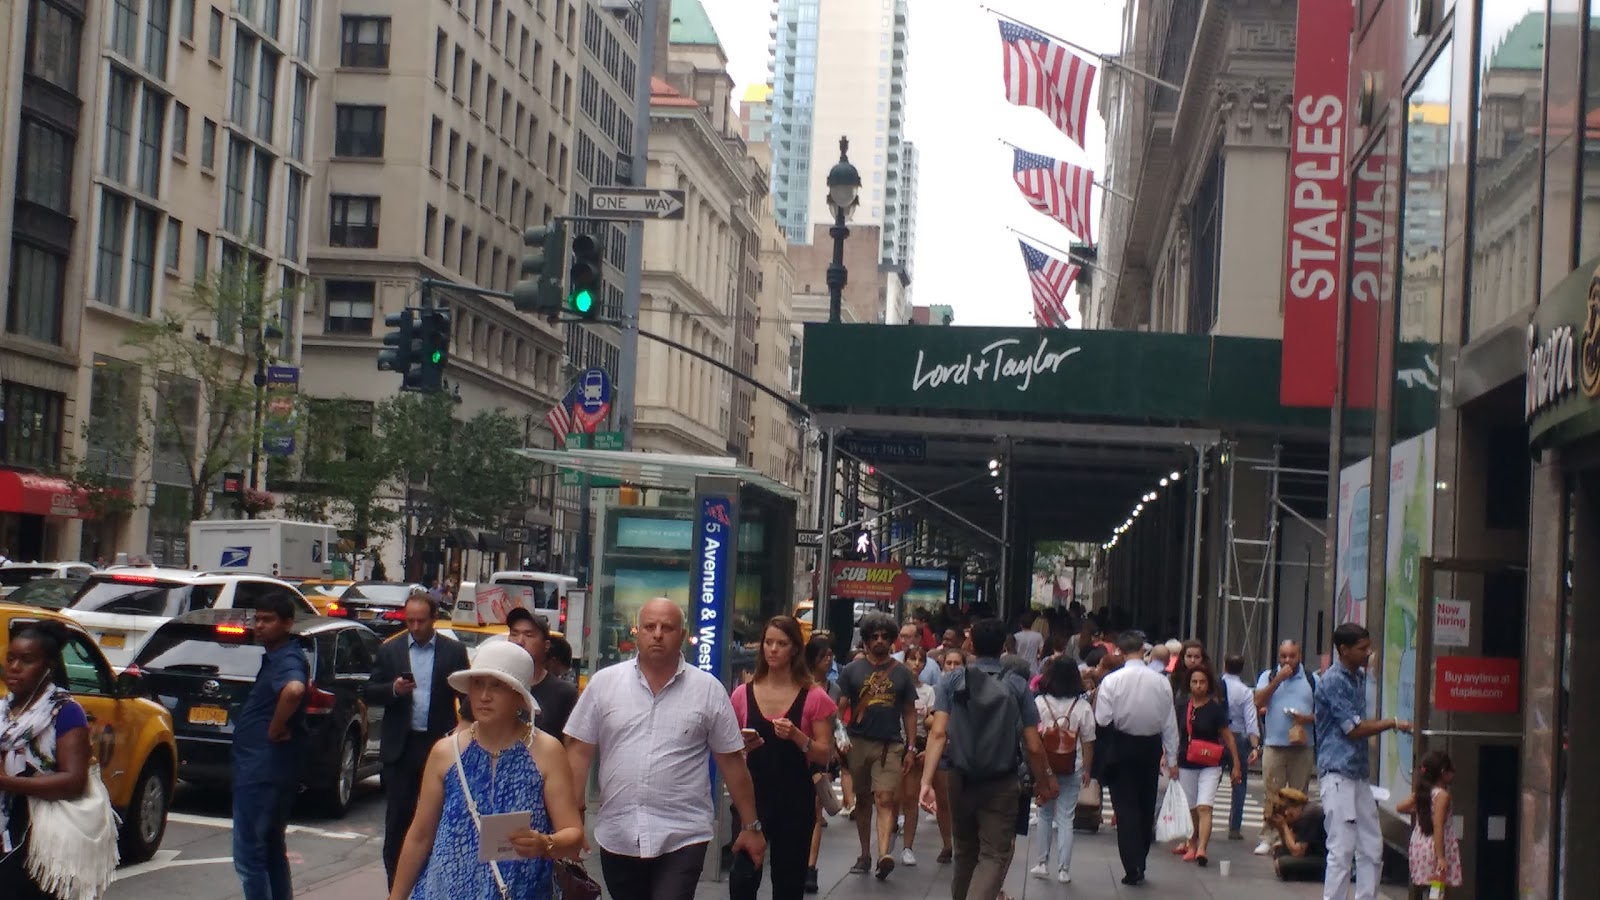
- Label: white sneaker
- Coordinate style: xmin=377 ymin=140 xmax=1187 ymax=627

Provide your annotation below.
xmin=1057 ymin=870 xmax=1071 ymax=884
xmin=1028 ymin=863 xmax=1049 ymax=879
xmin=901 ymin=848 xmax=917 ymax=866
xmin=1254 ymin=840 xmax=1274 ymax=856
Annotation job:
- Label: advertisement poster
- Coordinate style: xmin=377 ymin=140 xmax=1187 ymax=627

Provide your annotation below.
xmin=1380 ymin=428 xmax=1436 ymax=803
xmin=262 ymin=365 xmax=299 ymax=455
xmin=1334 ymin=459 xmax=1373 ymax=626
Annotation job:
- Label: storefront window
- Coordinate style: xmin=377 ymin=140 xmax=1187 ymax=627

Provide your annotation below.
xmin=1578 ymin=7 xmax=1600 ymax=262
xmin=1465 ymin=3 xmax=1543 ymax=339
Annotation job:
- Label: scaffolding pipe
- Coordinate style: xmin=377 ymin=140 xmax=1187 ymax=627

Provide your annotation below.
xmin=815 ymin=428 xmax=838 ymax=634
xmin=1219 ymin=442 xmax=1236 ymax=651
xmin=1187 ymin=446 xmax=1207 ymax=640
xmin=1264 ymin=444 xmax=1284 ymax=664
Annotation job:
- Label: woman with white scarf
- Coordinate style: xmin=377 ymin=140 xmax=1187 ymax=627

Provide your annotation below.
xmin=1 ymin=622 xmax=93 ymax=899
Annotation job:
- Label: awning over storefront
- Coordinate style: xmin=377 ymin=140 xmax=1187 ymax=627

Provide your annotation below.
xmin=476 ymin=530 xmax=507 ymax=552
xmin=0 ymin=471 xmax=89 ymax=519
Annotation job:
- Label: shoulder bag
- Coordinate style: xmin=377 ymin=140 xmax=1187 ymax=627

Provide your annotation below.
xmin=451 ymin=735 xmax=601 ymax=900
xmin=1183 ymin=701 xmax=1225 ymax=768
xmin=25 ymin=762 xmax=121 ymax=900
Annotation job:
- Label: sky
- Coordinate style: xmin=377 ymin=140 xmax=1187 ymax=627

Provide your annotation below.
xmin=698 ymin=0 xmax=1125 ymax=327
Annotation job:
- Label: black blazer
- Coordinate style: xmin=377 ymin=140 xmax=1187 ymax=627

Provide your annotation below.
xmin=366 ymin=632 xmax=470 ymax=764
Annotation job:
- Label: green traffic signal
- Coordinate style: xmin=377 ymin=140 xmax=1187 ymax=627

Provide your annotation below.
xmin=568 ymin=233 xmax=603 ymax=319
xmin=430 ymin=349 xmax=443 ymax=364
xmin=571 ymin=288 xmax=594 ymax=315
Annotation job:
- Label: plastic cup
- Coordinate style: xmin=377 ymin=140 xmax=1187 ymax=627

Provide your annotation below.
xmin=1218 ymin=860 xmax=1231 ymax=877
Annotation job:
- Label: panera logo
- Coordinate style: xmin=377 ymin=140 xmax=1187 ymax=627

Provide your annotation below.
xmin=1582 ymin=264 xmax=1600 ymax=400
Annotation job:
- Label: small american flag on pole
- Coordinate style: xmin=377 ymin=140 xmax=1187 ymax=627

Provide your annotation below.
xmin=999 ymin=22 xmax=1097 ymax=150
xmin=543 ymin=385 xmax=578 ymax=448
xmin=1020 ymin=240 xmax=1078 ymax=327
xmin=1012 ymin=148 xmax=1094 ymax=243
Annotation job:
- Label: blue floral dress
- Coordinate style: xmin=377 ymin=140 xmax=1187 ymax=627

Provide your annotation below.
xmin=412 ymin=739 xmax=553 ymax=900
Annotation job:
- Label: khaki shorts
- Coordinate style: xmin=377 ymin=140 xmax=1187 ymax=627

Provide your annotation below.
xmin=845 ymin=737 xmax=905 ymax=798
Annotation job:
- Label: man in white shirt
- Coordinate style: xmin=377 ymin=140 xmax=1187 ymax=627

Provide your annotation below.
xmin=565 ymin=598 xmax=766 ymax=900
xmin=1092 ymin=632 xmax=1180 ymax=886
xmin=1013 ymin=611 xmax=1045 ymax=675
xmin=1220 ymin=654 xmax=1261 ymax=840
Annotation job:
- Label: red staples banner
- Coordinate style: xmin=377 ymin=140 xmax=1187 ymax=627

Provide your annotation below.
xmin=1280 ymin=0 xmax=1353 ymax=407
xmin=1433 ymin=657 xmax=1519 ymax=715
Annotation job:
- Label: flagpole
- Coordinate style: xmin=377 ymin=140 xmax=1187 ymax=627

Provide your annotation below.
xmin=998 ymin=138 xmax=1134 ymax=202
xmin=983 ymin=4 xmax=1182 ymax=94
xmin=1009 ymin=226 xmax=1122 ymax=284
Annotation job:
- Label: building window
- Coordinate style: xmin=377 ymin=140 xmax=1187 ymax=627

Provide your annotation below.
xmin=334 ymin=104 xmax=385 ymax=158
xmin=164 ymin=218 xmax=181 ymax=270
xmin=111 ymin=0 xmax=138 ymax=56
xmin=231 ymin=34 xmax=256 ymax=125
xmin=223 ymin=137 xmax=248 ymax=233
xmin=194 ymin=229 xmax=210 ymax=278
xmin=5 ymin=242 xmax=65 ymax=344
xmin=171 ymin=101 xmax=189 ymax=157
xmin=256 ymin=50 xmax=278 ymax=142
xmin=429 ymin=116 xmax=442 ymax=169
xmin=296 ymin=0 xmax=312 ymax=57
xmin=19 ymin=119 xmax=72 ymax=214
xmin=0 ymin=382 xmax=65 ymax=469
xmin=179 ymin=0 xmax=194 ymax=41
xmin=324 ymin=280 xmax=375 ymax=333
xmin=104 ymin=69 xmax=136 ymax=183
xmin=249 ymin=152 xmax=272 ymax=240
xmin=284 ymin=170 xmax=305 ymax=262
xmin=200 ymin=118 xmax=217 ymax=169
xmin=129 ymin=205 xmax=159 ymax=315
xmin=289 ymin=71 xmax=309 ymax=161
xmin=25 ymin=0 xmax=82 ymax=93
xmin=207 ymin=6 xmax=223 ymax=58
xmin=340 ymin=15 xmax=390 ymax=67
xmin=137 ymin=89 xmax=165 ymax=195
xmin=329 ymin=194 xmax=379 ymax=247
xmin=96 ymin=190 xmax=129 ymax=304
xmin=146 ymin=0 xmax=171 ymax=78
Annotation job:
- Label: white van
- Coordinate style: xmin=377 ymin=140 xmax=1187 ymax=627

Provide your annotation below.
xmin=450 ymin=571 xmax=582 ymax=659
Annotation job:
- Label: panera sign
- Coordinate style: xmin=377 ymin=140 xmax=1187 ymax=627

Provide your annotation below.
xmin=1527 ymin=258 xmax=1600 ymax=447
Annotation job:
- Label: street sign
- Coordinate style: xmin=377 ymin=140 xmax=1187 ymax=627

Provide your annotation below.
xmin=574 ymin=368 xmax=612 ymax=433
xmin=795 ymin=529 xmax=823 ymax=548
xmin=559 ymin=432 xmax=625 ymax=487
xmin=501 ymin=523 xmax=532 ymax=544
xmin=587 ymin=187 xmax=687 ymax=220
xmin=837 ymin=435 xmax=927 ymax=463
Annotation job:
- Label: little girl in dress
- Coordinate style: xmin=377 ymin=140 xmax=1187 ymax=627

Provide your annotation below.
xmin=1396 ymin=751 xmax=1462 ymax=898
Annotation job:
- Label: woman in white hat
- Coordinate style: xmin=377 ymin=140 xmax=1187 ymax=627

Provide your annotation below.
xmin=387 ymin=642 xmax=584 ymax=900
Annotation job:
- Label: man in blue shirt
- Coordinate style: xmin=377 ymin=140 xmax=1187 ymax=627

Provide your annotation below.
xmin=232 ymin=594 xmax=307 ymax=900
xmin=1313 ymin=623 xmax=1411 ymax=900
xmin=1253 ymin=639 xmax=1318 ymax=855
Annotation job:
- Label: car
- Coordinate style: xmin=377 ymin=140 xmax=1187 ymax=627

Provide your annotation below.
xmin=0 ymin=603 xmax=178 ymax=863
xmin=0 ymin=561 xmax=95 ymax=597
xmin=4 ymin=576 xmax=89 ymax=610
xmin=131 ymin=609 xmax=385 ymax=817
xmin=326 ymin=581 xmax=426 ymax=637
xmin=63 ymin=569 xmax=318 ymax=669
xmin=297 ymin=579 xmax=354 ymax=613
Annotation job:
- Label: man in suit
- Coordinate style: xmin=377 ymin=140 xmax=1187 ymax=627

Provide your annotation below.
xmin=367 ymin=590 xmax=469 ymax=886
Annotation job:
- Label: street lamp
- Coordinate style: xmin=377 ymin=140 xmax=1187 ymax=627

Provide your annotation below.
xmin=247 ymin=319 xmax=285 ymax=504
xmin=824 ymin=136 xmax=861 ymax=324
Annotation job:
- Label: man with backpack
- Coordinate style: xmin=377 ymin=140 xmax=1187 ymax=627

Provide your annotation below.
xmin=1253 ymin=640 xmax=1318 ymax=856
xmin=920 ymin=618 xmax=1057 ymax=900
xmin=837 ymin=612 xmax=921 ymax=881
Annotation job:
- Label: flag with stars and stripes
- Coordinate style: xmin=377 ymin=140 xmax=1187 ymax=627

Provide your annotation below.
xmin=543 ymin=384 xmax=579 ymax=448
xmin=1012 ymin=149 xmax=1094 ymax=242
xmin=1020 ymin=240 xmax=1078 ymax=326
xmin=999 ymin=22 xmax=1097 ymax=149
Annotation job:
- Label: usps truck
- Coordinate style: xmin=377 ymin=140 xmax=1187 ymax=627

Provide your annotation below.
xmin=187 ymin=520 xmax=339 ymax=579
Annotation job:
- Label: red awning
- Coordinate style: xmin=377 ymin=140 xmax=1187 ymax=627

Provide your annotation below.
xmin=0 ymin=472 xmax=90 ymax=519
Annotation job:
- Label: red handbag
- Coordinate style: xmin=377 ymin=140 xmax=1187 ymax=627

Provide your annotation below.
xmin=1183 ymin=701 xmax=1225 ymax=767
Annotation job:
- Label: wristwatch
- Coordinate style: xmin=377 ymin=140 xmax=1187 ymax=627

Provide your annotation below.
xmin=743 ymin=820 xmax=764 ymax=833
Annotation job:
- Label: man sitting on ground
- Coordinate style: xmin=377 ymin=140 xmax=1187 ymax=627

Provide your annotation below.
xmin=1268 ymin=787 xmax=1327 ymax=882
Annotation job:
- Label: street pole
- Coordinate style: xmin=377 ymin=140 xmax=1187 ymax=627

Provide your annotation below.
xmin=815 ymin=427 xmax=837 ymax=637
xmin=615 ymin=0 xmax=659 ymax=450
xmin=827 ymin=206 xmax=848 ymax=324
xmin=247 ymin=335 xmax=266 ymax=519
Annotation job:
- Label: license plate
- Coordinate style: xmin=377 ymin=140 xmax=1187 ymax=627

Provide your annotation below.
xmin=188 ymin=706 xmax=228 ymax=726
xmin=99 ymin=633 xmax=126 ymax=649
xmin=358 ymin=609 xmax=376 ymax=620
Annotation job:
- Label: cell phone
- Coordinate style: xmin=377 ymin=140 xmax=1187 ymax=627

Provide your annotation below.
xmin=741 ymin=728 xmax=759 ymax=739
xmin=400 ymin=672 xmax=415 ymax=682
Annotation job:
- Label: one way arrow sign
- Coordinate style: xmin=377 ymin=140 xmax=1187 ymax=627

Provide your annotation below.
xmin=588 ymin=187 xmax=687 ymax=220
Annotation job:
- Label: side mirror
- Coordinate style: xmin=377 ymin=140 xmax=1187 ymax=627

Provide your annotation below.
xmin=115 ymin=670 xmax=148 ymax=699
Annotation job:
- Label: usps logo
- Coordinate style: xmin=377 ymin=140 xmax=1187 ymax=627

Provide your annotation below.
xmin=220 ymin=546 xmax=252 ymax=568
xmin=312 ymin=541 xmax=323 ymax=563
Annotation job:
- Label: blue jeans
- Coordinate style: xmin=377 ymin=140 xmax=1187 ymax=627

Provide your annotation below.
xmin=1033 ymin=767 xmax=1080 ymax=872
xmin=233 ymin=779 xmax=296 ymax=900
xmin=1228 ymin=731 xmax=1249 ymax=834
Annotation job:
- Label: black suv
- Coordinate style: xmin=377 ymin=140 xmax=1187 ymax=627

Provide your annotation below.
xmin=131 ymin=610 xmax=386 ymax=817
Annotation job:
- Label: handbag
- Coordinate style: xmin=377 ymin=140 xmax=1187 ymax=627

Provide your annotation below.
xmin=1183 ymin=701 xmax=1225 ymax=768
xmin=451 ymin=735 xmax=600 ymax=900
xmin=25 ymin=763 xmax=121 ymax=900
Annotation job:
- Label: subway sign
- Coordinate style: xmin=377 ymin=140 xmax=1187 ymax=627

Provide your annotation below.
xmin=693 ymin=495 xmax=734 ymax=677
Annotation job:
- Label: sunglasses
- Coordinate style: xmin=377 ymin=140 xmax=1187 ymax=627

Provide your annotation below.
xmin=866 ymin=632 xmax=893 ymax=642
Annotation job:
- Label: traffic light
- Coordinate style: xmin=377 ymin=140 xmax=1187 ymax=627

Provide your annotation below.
xmin=415 ymin=309 xmax=451 ymax=392
xmin=514 ymin=223 xmax=566 ymax=317
xmin=377 ymin=308 xmax=417 ymax=375
xmin=568 ymin=233 xmax=603 ymax=319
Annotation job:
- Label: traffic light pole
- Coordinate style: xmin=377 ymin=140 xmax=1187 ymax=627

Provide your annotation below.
xmin=615 ymin=0 xmax=659 ymax=452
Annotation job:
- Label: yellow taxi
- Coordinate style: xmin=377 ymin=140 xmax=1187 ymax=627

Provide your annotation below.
xmin=295 ymin=579 xmax=355 ymax=614
xmin=795 ymin=600 xmax=815 ymax=644
xmin=0 ymin=603 xmax=178 ymax=863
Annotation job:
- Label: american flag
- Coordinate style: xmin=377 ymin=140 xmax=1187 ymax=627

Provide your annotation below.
xmin=1020 ymin=240 xmax=1078 ymax=327
xmin=999 ymin=22 xmax=1097 ymax=149
xmin=1013 ymin=149 xmax=1094 ymax=243
xmin=543 ymin=385 xmax=578 ymax=448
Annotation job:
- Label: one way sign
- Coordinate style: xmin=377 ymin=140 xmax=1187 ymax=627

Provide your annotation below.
xmin=588 ymin=187 xmax=687 ymax=220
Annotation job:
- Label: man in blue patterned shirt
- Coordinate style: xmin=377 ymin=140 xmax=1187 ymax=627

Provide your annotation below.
xmin=1313 ymin=623 xmax=1411 ymax=900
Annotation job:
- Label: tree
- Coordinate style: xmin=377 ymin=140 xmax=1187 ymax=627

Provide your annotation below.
xmin=376 ymin=393 xmax=537 ymax=537
xmin=57 ymin=363 xmax=150 ymax=524
xmin=279 ymin=397 xmax=400 ymax=544
xmin=120 ymin=267 xmax=295 ymax=520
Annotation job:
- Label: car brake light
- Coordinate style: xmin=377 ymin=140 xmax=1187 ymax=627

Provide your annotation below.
xmin=382 ymin=609 xmax=406 ymax=621
xmin=215 ymin=624 xmax=249 ymax=641
xmin=112 ymin=574 xmax=159 ymax=584
xmin=306 ymin=686 xmax=337 ymax=714
xmin=559 ymin=594 xmax=568 ymax=628
xmin=325 ymin=601 xmax=347 ymax=617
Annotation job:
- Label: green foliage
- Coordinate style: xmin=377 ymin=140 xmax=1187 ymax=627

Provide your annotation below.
xmin=1033 ymin=540 xmax=1095 ymax=575
xmin=283 ymin=397 xmax=401 ymax=542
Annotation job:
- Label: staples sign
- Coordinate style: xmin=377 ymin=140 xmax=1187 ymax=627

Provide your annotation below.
xmin=1280 ymin=0 xmax=1353 ymax=407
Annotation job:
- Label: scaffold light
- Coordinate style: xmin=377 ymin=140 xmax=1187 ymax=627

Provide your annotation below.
xmin=988 ymin=458 xmax=1000 ymax=471
xmin=1170 ymin=470 xmax=1182 ymax=481
xmin=1160 ymin=477 xmax=1169 ymax=487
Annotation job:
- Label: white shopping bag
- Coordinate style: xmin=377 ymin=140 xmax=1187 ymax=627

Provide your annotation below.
xmin=1155 ymin=779 xmax=1194 ymax=843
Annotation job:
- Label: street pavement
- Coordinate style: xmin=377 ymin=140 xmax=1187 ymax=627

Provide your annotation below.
xmin=107 ymin=774 xmax=1405 ymax=900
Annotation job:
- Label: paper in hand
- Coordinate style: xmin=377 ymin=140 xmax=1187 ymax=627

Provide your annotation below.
xmin=478 ymin=811 xmax=533 ymax=862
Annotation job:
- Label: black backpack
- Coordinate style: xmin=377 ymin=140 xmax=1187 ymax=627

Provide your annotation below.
xmin=948 ymin=666 xmax=1022 ymax=780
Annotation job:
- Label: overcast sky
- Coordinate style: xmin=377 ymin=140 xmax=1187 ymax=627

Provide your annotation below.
xmin=698 ymin=0 xmax=1124 ymax=327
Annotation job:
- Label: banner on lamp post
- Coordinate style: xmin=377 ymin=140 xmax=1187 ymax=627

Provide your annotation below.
xmin=262 ymin=365 xmax=299 ymax=456
xmin=1279 ymin=0 xmax=1353 ymax=407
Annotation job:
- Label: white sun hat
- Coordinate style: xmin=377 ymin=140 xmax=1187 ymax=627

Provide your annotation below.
xmin=447 ymin=640 xmax=541 ymax=715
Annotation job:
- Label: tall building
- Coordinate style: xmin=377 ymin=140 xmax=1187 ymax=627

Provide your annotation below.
xmin=297 ymin=0 xmax=582 ymax=577
xmin=0 ymin=0 xmax=95 ymax=559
